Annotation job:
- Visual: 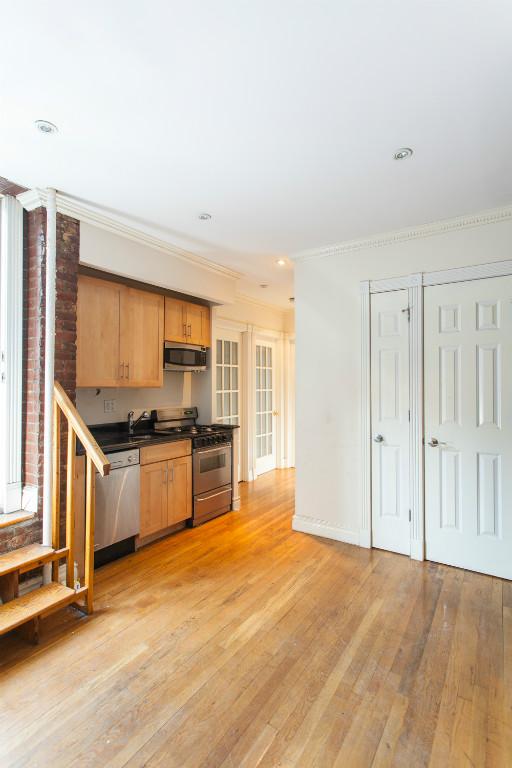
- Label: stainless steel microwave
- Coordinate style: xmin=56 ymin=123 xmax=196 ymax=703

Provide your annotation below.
xmin=164 ymin=342 xmax=207 ymax=372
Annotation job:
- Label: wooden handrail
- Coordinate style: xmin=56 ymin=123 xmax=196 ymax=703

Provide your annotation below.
xmin=52 ymin=381 xmax=111 ymax=613
xmin=53 ymin=382 xmax=110 ymax=476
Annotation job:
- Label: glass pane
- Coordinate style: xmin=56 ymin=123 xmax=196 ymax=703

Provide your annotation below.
xmin=268 ymin=391 xmax=273 ymax=410
xmin=267 ymin=413 xmax=272 ymax=434
xmin=232 ymin=392 xmax=238 ymax=416
xmin=256 ymin=369 xmax=261 ymax=389
xmin=224 ymin=367 xmax=231 ymax=390
xmin=256 ymin=391 xmax=261 ymax=413
xmin=216 ymin=339 xmax=222 ymax=362
xmin=256 ymin=414 xmax=261 ymax=436
xmin=256 ymin=345 xmax=261 ymax=366
xmin=232 ymin=366 xmax=238 ymax=390
xmin=268 ymin=347 xmax=272 ymax=366
xmin=224 ymin=392 xmax=230 ymax=416
xmin=268 ymin=369 xmax=272 ymax=388
xmin=232 ymin=342 xmax=238 ymax=365
xmin=216 ymin=393 xmax=222 ymax=417
xmin=224 ymin=341 xmax=230 ymax=364
xmin=268 ymin=434 xmax=273 ymax=454
xmin=216 ymin=365 xmax=222 ymax=391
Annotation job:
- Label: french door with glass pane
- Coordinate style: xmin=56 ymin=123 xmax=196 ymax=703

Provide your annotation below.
xmin=255 ymin=341 xmax=277 ymax=475
xmin=216 ymin=335 xmax=241 ymax=427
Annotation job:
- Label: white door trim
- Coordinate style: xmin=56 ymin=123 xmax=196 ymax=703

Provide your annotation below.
xmin=361 ymin=258 xmax=512 ymax=560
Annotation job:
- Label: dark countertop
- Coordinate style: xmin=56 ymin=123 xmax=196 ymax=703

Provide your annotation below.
xmin=77 ymin=421 xmax=238 ymax=456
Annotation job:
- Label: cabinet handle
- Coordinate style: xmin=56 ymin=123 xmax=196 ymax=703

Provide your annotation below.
xmin=119 ymin=361 xmax=124 ymax=379
xmin=125 ymin=363 xmax=129 ymax=380
xmin=162 ymin=468 xmax=168 ymax=484
xmin=168 ymin=465 xmax=174 ymax=482
xmin=183 ymin=323 xmax=187 ymax=337
xmin=188 ymin=324 xmax=192 ymax=337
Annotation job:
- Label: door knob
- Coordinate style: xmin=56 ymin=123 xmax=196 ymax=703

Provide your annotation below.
xmin=272 ymin=410 xmax=279 ymax=416
xmin=428 ymin=437 xmax=447 ymax=447
xmin=374 ymin=434 xmax=384 ymax=443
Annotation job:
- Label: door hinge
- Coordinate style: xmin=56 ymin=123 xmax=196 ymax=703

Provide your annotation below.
xmin=408 ymin=509 xmax=412 ymax=522
xmin=408 ymin=409 xmax=411 ymax=422
xmin=402 ymin=307 xmax=411 ymax=322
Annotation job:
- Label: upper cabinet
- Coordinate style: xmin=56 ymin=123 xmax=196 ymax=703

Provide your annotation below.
xmin=164 ymin=298 xmax=210 ymax=347
xmin=77 ymin=275 xmax=164 ymax=388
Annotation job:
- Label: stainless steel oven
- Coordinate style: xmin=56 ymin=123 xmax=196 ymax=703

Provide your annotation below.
xmin=192 ymin=443 xmax=232 ymax=525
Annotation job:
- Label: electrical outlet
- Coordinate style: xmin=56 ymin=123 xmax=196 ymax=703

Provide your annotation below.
xmin=104 ymin=399 xmax=116 ymax=413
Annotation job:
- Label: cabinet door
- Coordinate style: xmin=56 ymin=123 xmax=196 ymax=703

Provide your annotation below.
xmin=122 ymin=288 xmax=164 ymax=387
xmin=164 ymin=298 xmax=187 ymax=343
xmin=186 ymin=303 xmax=210 ymax=347
xmin=77 ymin=276 xmax=122 ymax=387
xmin=167 ymin=455 xmax=192 ymax=525
xmin=140 ymin=461 xmax=168 ymax=537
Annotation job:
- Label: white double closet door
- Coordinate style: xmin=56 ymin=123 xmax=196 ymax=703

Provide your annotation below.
xmin=425 ymin=276 xmax=512 ymax=580
xmin=370 ymin=275 xmax=512 ymax=580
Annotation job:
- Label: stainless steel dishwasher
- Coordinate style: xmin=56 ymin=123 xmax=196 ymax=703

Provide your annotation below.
xmin=95 ymin=448 xmax=140 ymax=553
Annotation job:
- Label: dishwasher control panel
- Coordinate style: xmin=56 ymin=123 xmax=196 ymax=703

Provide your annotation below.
xmin=105 ymin=448 xmax=140 ymax=469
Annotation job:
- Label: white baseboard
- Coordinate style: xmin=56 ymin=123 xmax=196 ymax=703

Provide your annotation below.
xmin=292 ymin=515 xmax=360 ymax=546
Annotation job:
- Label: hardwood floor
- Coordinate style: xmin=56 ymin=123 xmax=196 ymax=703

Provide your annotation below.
xmin=0 ymin=469 xmax=510 ymax=767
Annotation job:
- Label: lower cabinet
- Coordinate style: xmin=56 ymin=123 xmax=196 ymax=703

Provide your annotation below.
xmin=140 ymin=442 xmax=192 ymax=539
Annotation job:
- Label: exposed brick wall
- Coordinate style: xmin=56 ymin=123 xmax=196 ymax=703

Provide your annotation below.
xmin=0 ymin=208 xmax=79 ymax=554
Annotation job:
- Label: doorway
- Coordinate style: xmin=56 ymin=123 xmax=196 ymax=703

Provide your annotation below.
xmin=255 ymin=341 xmax=277 ymax=476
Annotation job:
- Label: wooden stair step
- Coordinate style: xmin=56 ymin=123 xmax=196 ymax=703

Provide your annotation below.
xmin=0 ymin=582 xmax=79 ymax=636
xmin=0 ymin=544 xmax=68 ymax=578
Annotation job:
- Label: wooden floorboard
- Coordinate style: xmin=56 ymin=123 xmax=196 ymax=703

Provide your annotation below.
xmin=0 ymin=469 xmax=510 ymax=767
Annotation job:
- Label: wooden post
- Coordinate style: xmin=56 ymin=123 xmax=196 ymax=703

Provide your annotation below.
xmin=84 ymin=456 xmax=96 ymax=614
xmin=66 ymin=429 xmax=76 ymax=588
xmin=52 ymin=400 xmax=61 ymax=581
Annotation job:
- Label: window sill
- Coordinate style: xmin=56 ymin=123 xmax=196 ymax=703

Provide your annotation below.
xmin=0 ymin=511 xmax=35 ymax=529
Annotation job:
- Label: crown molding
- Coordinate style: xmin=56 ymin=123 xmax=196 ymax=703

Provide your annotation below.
xmin=17 ymin=188 xmax=241 ymax=282
xmin=291 ymin=203 xmax=512 ymax=263
xmin=236 ymin=292 xmax=294 ymax=313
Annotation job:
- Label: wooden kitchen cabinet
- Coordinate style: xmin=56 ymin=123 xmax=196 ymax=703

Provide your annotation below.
xmin=167 ymin=455 xmax=192 ymax=525
xmin=140 ymin=460 xmax=168 ymax=537
xmin=122 ymin=287 xmax=164 ymax=387
xmin=164 ymin=297 xmax=210 ymax=347
xmin=77 ymin=276 xmax=123 ymax=387
xmin=77 ymin=275 xmax=164 ymax=388
xmin=139 ymin=443 xmax=192 ymax=539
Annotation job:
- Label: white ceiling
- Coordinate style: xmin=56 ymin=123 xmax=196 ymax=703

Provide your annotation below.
xmin=2 ymin=1 xmax=512 ymax=307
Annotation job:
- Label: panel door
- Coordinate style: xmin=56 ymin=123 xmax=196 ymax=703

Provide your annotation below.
xmin=371 ymin=290 xmax=410 ymax=555
xmin=186 ymin=303 xmax=210 ymax=347
xmin=167 ymin=455 xmax=192 ymax=525
xmin=76 ymin=276 xmax=122 ymax=387
xmin=140 ymin=460 xmax=168 ymax=537
xmin=164 ymin=298 xmax=187 ymax=343
xmin=255 ymin=341 xmax=277 ymax=476
xmin=123 ymin=288 xmax=164 ymax=387
xmin=425 ymin=276 xmax=512 ymax=579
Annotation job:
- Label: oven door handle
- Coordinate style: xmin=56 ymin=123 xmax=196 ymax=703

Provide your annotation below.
xmin=195 ymin=446 xmax=231 ymax=456
xmin=196 ymin=487 xmax=232 ymax=503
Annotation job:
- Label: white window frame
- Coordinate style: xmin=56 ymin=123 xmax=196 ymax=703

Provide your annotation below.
xmin=0 ymin=195 xmax=24 ymax=513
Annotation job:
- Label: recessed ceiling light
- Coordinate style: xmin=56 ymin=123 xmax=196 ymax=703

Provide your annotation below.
xmin=198 ymin=212 xmax=211 ymax=220
xmin=394 ymin=147 xmax=413 ymax=160
xmin=260 ymin=283 xmax=268 ymax=289
xmin=276 ymin=259 xmax=286 ymax=267
xmin=35 ymin=119 xmax=58 ymax=135
xmin=289 ymin=297 xmax=295 ymax=304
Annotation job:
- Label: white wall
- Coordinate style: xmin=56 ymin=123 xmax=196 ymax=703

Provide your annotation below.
xmin=76 ymin=373 xmax=193 ymax=425
xmin=294 ymin=215 xmax=512 ymax=542
xmin=80 ymin=222 xmax=237 ymax=304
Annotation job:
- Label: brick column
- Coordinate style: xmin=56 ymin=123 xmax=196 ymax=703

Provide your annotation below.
xmin=0 ymin=210 xmax=79 ymax=554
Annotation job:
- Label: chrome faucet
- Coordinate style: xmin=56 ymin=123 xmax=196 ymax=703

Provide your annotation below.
xmin=128 ymin=410 xmax=150 ymax=435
